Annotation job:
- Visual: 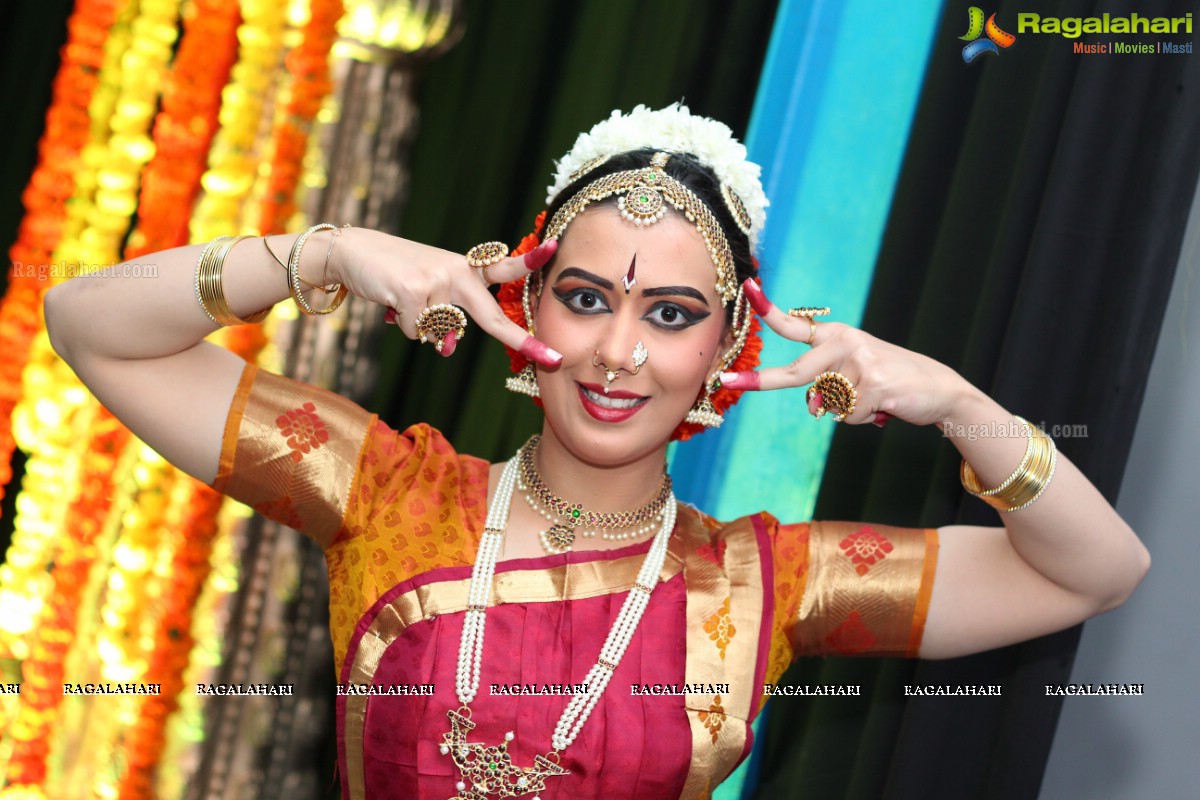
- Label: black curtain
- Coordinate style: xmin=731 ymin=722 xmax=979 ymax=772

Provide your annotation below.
xmin=755 ymin=1 xmax=1199 ymax=798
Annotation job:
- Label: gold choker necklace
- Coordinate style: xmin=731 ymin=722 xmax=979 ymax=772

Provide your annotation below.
xmin=517 ymin=435 xmax=672 ymax=554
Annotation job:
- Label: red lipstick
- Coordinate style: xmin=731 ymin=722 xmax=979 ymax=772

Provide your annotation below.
xmin=577 ymin=383 xmax=648 ymax=423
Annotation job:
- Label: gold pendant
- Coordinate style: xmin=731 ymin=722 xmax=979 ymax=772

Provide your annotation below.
xmin=546 ymin=524 xmax=575 ymax=550
xmin=441 ymin=708 xmax=568 ymax=798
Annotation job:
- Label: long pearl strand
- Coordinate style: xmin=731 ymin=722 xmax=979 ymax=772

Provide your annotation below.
xmin=453 ymin=439 xmax=676 ymax=766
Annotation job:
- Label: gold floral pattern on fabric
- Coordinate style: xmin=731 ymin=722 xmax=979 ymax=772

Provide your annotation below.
xmin=677 ymin=507 xmax=765 ymax=799
xmin=793 ymin=521 xmax=938 ymax=658
xmin=703 ymin=596 xmax=736 ymax=660
xmin=211 ymin=364 xmax=372 ymax=549
xmin=838 ymin=525 xmax=894 ymax=576
xmin=698 ymin=696 xmax=726 ymax=744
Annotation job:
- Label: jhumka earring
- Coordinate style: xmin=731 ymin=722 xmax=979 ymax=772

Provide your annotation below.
xmin=685 ymin=284 xmax=752 ymax=429
xmin=505 ymin=272 xmax=541 ymax=397
xmin=684 ymin=379 xmax=725 ymax=428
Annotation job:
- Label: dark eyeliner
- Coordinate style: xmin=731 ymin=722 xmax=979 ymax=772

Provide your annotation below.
xmin=553 ymin=286 xmax=610 ymax=315
xmin=644 ymin=302 xmax=710 ymax=330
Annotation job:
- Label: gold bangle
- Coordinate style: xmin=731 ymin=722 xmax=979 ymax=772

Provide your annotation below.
xmin=195 ymin=235 xmax=272 ymax=325
xmin=960 ymin=416 xmax=1035 ymax=496
xmin=287 ymin=223 xmax=348 ymax=316
xmin=263 ymin=235 xmax=318 ymax=290
xmin=961 ymin=419 xmax=1057 ymax=512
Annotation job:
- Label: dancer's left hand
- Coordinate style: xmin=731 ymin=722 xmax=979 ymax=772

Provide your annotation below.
xmin=718 ymin=279 xmax=972 ymax=428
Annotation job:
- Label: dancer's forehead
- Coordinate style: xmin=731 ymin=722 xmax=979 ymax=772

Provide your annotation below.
xmin=547 ymin=206 xmax=722 ymax=306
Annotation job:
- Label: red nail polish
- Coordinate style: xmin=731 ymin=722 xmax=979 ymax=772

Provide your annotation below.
xmin=440 ymin=331 xmax=458 ymax=357
xmin=384 ymin=308 xmax=397 ymax=325
xmin=519 ymin=335 xmax=562 ymax=367
xmin=525 ymin=238 xmax=558 ymax=270
xmin=872 ymin=411 xmax=891 ymax=428
xmin=808 ymin=391 xmax=823 ymax=416
xmin=743 ymin=279 xmax=771 ymax=317
xmin=719 ymin=372 xmax=760 ymax=390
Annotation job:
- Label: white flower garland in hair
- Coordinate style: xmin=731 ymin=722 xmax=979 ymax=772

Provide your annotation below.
xmin=546 ymin=103 xmax=769 ymax=250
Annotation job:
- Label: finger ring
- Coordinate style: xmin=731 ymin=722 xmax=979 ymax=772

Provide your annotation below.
xmin=787 ymin=307 xmax=829 ymax=345
xmin=466 ymin=241 xmax=508 ymax=268
xmin=414 ymin=303 xmax=468 ymax=352
xmin=806 ymin=370 xmax=857 ymax=421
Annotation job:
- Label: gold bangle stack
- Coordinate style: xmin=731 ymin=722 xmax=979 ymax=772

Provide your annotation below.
xmin=195 ymin=235 xmax=273 ymax=325
xmin=961 ymin=416 xmax=1057 ymax=512
xmin=286 ymin=223 xmax=349 ymax=316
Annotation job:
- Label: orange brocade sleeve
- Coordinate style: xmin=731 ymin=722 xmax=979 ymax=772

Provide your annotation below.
xmin=765 ymin=520 xmax=938 ymax=679
xmin=211 ymin=363 xmax=374 ymax=549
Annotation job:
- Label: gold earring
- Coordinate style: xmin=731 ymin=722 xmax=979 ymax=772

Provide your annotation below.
xmin=506 ymin=273 xmax=542 ymax=397
xmin=685 ymin=286 xmax=752 ymax=429
xmin=505 ymin=364 xmax=539 ymax=398
xmin=684 ymin=377 xmax=723 ymax=428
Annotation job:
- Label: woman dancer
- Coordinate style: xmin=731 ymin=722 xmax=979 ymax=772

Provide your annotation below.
xmin=45 ymin=105 xmax=1148 ymax=799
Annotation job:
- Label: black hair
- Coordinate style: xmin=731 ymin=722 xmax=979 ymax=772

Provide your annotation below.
xmin=543 ymin=148 xmax=757 ymax=323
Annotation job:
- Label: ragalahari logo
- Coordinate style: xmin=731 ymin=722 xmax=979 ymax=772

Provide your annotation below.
xmin=960 ymin=7 xmax=1016 ymax=62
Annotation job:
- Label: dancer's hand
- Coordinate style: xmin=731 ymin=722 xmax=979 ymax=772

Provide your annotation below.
xmin=332 ymin=228 xmax=562 ymax=364
xmin=717 ymin=278 xmax=971 ymax=427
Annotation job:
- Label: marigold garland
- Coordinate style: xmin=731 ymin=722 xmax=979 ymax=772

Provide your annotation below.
xmin=124 ymin=0 xmax=242 ymax=258
xmin=3 ymin=407 xmax=127 ymax=787
xmin=190 ymin=0 xmax=289 ymax=243
xmin=3 ymin=0 xmax=181 ymax=787
xmin=0 ymin=0 xmax=121 ymax=516
xmin=0 ymin=0 xmax=364 ymax=792
xmin=252 ymin=0 xmax=345 ymax=233
xmin=497 ymin=212 xmax=764 ymax=442
xmin=116 ymin=478 xmax=225 ymax=799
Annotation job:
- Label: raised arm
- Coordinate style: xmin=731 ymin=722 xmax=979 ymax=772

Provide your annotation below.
xmin=44 ymin=227 xmax=561 ymax=484
xmin=721 ymin=279 xmax=1150 ymax=660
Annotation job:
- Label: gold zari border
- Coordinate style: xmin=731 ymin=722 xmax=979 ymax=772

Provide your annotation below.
xmin=678 ymin=510 xmax=764 ymax=799
xmin=794 ymin=521 xmax=937 ymax=658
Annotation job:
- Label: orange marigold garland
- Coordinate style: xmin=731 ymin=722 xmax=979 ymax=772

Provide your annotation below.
xmin=125 ymin=0 xmax=242 ymax=258
xmin=116 ymin=480 xmax=224 ymax=799
xmin=253 ymin=0 xmax=345 ymax=233
xmin=2 ymin=408 xmax=126 ymax=788
xmin=0 ymin=0 xmax=121 ymax=514
xmin=497 ymin=212 xmax=763 ymax=442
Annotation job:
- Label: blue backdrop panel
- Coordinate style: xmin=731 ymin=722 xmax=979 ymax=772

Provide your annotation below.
xmin=669 ymin=1 xmax=943 ymax=796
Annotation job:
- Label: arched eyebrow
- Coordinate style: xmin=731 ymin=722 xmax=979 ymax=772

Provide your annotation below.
xmin=555 ymin=266 xmax=709 ymax=307
xmin=555 ymin=267 xmax=613 ymax=290
xmin=641 ymin=285 xmax=709 ymax=306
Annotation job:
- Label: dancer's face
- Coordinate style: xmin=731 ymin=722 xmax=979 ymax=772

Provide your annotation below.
xmin=533 ymin=206 xmax=730 ymax=467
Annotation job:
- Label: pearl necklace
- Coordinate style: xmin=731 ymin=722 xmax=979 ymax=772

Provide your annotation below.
xmin=440 ymin=438 xmax=676 ymax=799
